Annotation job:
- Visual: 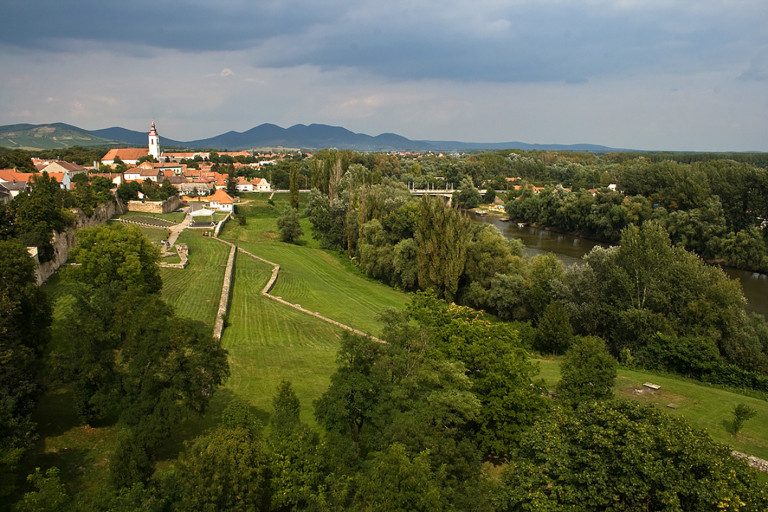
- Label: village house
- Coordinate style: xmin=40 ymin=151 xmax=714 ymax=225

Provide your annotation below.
xmin=235 ymin=177 xmax=254 ymax=192
xmin=207 ymin=188 xmax=235 ymax=212
xmin=39 ymin=160 xmax=89 ymax=176
xmin=0 ymin=169 xmax=70 ymax=191
xmin=123 ymin=167 xmax=143 ymax=182
xmin=0 ymin=183 xmax=11 ymax=203
xmin=253 ymin=177 xmax=271 ymax=192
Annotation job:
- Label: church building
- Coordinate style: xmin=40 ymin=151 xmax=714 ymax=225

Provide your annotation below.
xmin=101 ymin=122 xmax=162 ymax=167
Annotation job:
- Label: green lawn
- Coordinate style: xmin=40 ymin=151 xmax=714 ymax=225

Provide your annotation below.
xmin=219 ymin=253 xmax=345 ymax=426
xmin=218 ymin=191 xmax=407 ymax=421
xmin=160 ymin=230 xmax=230 ymax=329
xmin=221 ymin=201 xmax=408 ymax=335
xmin=536 ymin=357 xmax=768 ymax=461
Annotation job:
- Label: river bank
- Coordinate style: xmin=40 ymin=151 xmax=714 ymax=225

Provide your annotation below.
xmin=469 ymin=212 xmax=768 ymax=318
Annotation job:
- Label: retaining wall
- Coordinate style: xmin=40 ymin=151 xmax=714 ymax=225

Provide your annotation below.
xmin=212 ymin=240 xmax=237 ymax=340
xmin=33 ymin=200 xmax=125 ymax=285
xmin=126 ymin=195 xmax=181 ymax=214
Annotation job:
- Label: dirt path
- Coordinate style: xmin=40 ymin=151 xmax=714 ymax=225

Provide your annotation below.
xmin=166 ymin=208 xmax=191 ymax=247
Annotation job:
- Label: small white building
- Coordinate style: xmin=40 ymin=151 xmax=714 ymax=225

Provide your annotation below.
xmin=208 ymin=188 xmax=234 ymax=212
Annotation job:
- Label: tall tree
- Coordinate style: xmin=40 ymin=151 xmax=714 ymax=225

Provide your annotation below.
xmin=277 ymin=207 xmax=304 ymax=243
xmin=0 ymin=240 xmax=51 ymax=499
xmin=61 ymin=224 xmax=228 ymax=486
xmin=289 ymin=165 xmax=300 ymax=210
xmin=415 ymin=197 xmax=471 ymax=302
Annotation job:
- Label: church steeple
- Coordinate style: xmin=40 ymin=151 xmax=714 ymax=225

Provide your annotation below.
xmin=148 ymin=121 xmax=160 ymax=160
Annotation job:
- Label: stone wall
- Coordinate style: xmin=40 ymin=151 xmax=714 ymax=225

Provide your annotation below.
xmin=158 ymin=244 xmax=189 ymax=269
xmin=732 ymin=451 xmax=768 ymax=473
xmin=214 ymin=212 xmax=232 ymax=237
xmin=126 ymin=195 xmax=181 ymax=214
xmin=212 ymin=240 xmax=237 ymax=341
xmin=33 ymin=200 xmax=125 ymax=285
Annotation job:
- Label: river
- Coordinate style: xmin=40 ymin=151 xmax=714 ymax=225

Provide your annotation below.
xmin=470 ymin=213 xmax=768 ymax=318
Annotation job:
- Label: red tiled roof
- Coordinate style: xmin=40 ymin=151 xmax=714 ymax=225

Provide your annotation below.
xmin=102 ymin=148 xmax=149 ymax=162
xmin=208 ymin=188 xmax=234 ymax=204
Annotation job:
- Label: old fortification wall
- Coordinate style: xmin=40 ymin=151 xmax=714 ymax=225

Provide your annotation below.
xmin=214 ymin=212 xmax=232 ymax=237
xmin=126 ymin=195 xmax=181 ymax=214
xmin=33 ymin=200 xmax=125 ymax=284
xmin=212 ymin=239 xmax=237 ymax=341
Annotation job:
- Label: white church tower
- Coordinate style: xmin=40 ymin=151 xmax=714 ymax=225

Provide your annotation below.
xmin=148 ymin=121 xmax=160 ymax=160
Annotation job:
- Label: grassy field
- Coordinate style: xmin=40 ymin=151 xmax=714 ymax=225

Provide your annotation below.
xmin=222 ymin=196 xmax=409 ymax=335
xmin=160 ymin=230 xmax=230 ymax=329
xmin=536 ymin=357 xmax=768 ymax=461
xmin=219 ymin=253 xmax=346 ymax=425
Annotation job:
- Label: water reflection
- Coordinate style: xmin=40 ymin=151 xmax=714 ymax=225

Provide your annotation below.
xmin=470 ymin=213 xmax=767 ymax=317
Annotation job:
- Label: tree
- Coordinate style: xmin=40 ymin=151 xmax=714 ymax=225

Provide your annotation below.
xmin=226 ymin=166 xmax=238 ymax=196
xmin=271 ymin=380 xmax=301 ymax=434
xmin=16 ymin=467 xmax=69 ymax=512
xmin=277 ymin=207 xmax=304 ymax=243
xmin=167 ymin=424 xmax=271 ymax=511
xmin=12 ymin=171 xmax=73 ymax=262
xmin=557 ymin=335 xmax=617 ymax=403
xmin=732 ymin=403 xmax=757 ymax=435
xmin=0 ymin=240 xmax=51 ymax=499
xmin=289 ymin=165 xmax=300 ymax=210
xmin=400 ymin=293 xmax=547 ymax=457
xmin=67 ymin=223 xmax=161 ymax=295
xmin=358 ymin=219 xmax=394 ymax=283
xmin=415 ymin=197 xmax=471 ymax=301
xmin=496 ymin=400 xmax=768 ymax=512
xmin=61 ymin=224 xmax=228 ymax=486
xmin=353 ymin=443 xmax=446 ymax=512
xmin=452 ymin=177 xmax=481 ymax=209
xmin=534 ymin=301 xmax=574 ymax=354
xmin=314 ymin=333 xmax=386 ymax=459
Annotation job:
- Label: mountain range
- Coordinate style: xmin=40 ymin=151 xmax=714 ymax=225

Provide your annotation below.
xmin=0 ymin=122 xmax=628 ymax=153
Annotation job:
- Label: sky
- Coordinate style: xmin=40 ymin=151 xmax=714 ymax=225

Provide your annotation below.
xmin=1 ymin=0 xmax=766 ymax=151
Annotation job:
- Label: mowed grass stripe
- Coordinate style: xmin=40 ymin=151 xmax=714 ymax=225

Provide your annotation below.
xmin=222 ymin=253 xmax=343 ymax=425
xmin=222 ymin=221 xmax=408 ymax=334
xmin=160 ymin=231 xmax=230 ymax=329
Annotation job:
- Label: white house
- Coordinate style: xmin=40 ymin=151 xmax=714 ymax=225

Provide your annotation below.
xmin=253 ymin=177 xmax=271 ymax=192
xmin=208 ymin=188 xmax=234 ymax=212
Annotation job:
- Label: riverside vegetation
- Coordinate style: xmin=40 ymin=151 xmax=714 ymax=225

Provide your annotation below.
xmin=1 ymin=151 xmax=768 ymax=509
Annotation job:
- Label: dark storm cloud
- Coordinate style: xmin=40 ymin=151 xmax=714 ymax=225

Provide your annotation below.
xmin=0 ymin=0 xmax=336 ymax=52
xmin=3 ymin=1 xmax=765 ymax=84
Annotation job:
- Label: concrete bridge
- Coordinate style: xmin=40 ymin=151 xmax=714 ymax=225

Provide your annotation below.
xmin=409 ymin=187 xmax=488 ymax=207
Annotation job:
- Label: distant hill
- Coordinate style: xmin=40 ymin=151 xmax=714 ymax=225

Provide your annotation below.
xmin=87 ymin=127 xmax=185 ymax=148
xmin=0 ymin=123 xmax=120 ymax=150
xmin=0 ymin=122 xmax=633 ymax=152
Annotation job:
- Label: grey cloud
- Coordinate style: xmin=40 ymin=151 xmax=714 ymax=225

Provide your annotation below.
xmin=2 ymin=0 xmax=766 ymax=85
